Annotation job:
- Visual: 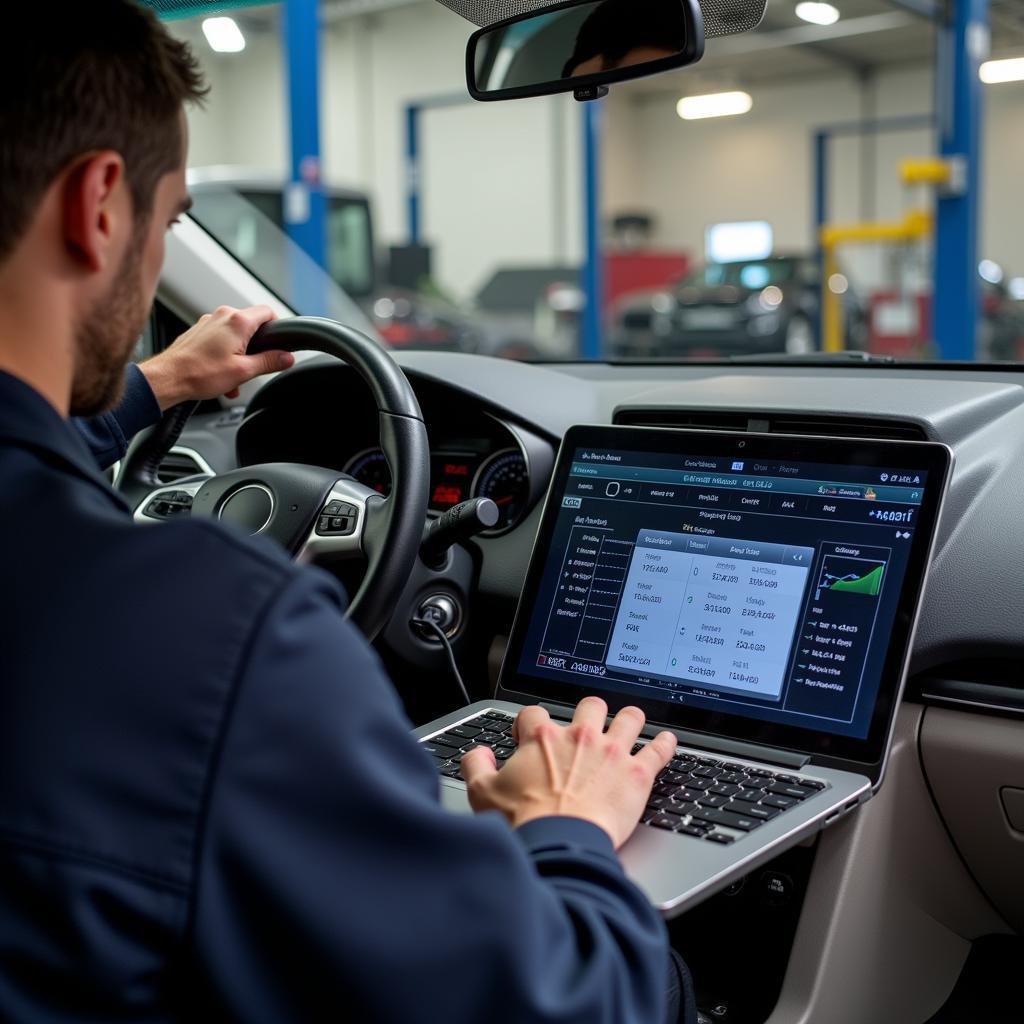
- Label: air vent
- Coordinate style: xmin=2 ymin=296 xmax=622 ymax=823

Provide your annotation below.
xmin=157 ymin=449 xmax=210 ymax=485
xmin=614 ymin=408 xmax=928 ymax=441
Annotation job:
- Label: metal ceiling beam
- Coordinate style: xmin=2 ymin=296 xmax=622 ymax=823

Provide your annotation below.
xmin=708 ymin=12 xmax=916 ymax=57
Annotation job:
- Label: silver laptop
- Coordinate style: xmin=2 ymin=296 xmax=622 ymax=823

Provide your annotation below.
xmin=415 ymin=424 xmax=952 ymax=917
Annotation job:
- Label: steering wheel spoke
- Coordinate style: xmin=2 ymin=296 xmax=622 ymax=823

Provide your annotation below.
xmin=134 ymin=478 xmax=205 ymax=523
xmin=297 ymin=477 xmax=383 ymax=564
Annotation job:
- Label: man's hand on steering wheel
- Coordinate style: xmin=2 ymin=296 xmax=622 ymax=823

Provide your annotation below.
xmin=139 ymin=305 xmax=295 ymax=410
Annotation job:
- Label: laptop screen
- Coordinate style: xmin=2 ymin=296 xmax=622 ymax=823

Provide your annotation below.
xmin=500 ymin=425 xmax=951 ymax=768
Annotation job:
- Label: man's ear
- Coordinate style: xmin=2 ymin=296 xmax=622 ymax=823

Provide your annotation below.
xmin=62 ymin=151 xmax=128 ymax=273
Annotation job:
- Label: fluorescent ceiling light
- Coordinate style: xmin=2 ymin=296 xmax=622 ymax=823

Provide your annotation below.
xmin=980 ymin=57 xmax=1024 ymax=84
xmin=795 ymin=2 xmax=841 ymax=26
xmin=979 ymin=259 xmax=1003 ymax=285
xmin=202 ymin=17 xmax=246 ymax=53
xmin=678 ymin=91 xmax=753 ymax=121
xmin=1009 ymin=278 xmax=1024 ymax=301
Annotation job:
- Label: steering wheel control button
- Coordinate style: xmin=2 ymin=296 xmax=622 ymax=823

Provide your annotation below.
xmin=143 ymin=492 xmax=194 ymax=519
xmin=218 ymin=485 xmax=274 ymax=536
xmin=315 ymin=501 xmax=357 ymax=537
xmin=416 ymin=594 xmax=462 ymax=639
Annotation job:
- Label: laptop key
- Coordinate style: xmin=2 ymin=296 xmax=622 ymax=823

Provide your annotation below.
xmin=646 ymin=796 xmax=671 ymax=810
xmin=704 ymin=831 xmax=735 ymax=845
xmin=693 ymin=756 xmax=721 ymax=767
xmin=774 ymin=773 xmax=802 ymax=785
xmin=697 ymin=795 xmax=729 ymax=808
xmin=709 ymin=784 xmax=742 ymax=797
xmin=767 ymin=783 xmax=813 ymax=801
xmin=686 ymin=777 xmax=715 ymax=791
xmin=746 ymin=767 xmax=774 ymax=778
xmin=657 ymin=770 xmax=687 ymax=785
xmin=691 ymin=766 xmax=720 ymax=779
xmin=676 ymin=824 xmax=708 ymax=837
xmin=799 ymin=778 xmax=827 ymax=791
xmin=429 ymin=734 xmax=464 ymax=751
xmin=493 ymin=747 xmax=515 ymax=761
xmin=649 ymin=816 xmax=678 ymax=831
xmin=475 ymin=732 xmax=503 ymax=746
xmin=422 ymin=744 xmax=453 ymax=759
xmin=762 ymin=794 xmax=799 ymax=810
xmin=670 ymin=757 xmax=696 ymax=771
xmin=721 ymin=762 xmax=746 ymax=772
xmin=653 ymin=783 xmax=676 ymax=798
xmin=729 ymin=802 xmax=779 ymax=821
xmin=716 ymin=772 xmax=746 ymax=786
xmin=732 ymin=789 xmax=764 ymax=804
xmin=448 ymin=724 xmax=483 ymax=740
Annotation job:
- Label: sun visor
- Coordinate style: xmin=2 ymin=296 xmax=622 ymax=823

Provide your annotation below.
xmin=436 ymin=0 xmax=767 ymax=39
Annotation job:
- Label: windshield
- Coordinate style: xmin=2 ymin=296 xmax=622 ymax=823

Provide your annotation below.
xmin=168 ymin=3 xmax=1024 ymax=365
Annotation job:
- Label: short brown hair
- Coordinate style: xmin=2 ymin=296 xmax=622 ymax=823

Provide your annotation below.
xmin=0 ymin=0 xmax=207 ymax=262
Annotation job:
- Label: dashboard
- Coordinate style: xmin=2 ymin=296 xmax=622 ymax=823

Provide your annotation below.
xmin=236 ymin=360 xmax=555 ymax=535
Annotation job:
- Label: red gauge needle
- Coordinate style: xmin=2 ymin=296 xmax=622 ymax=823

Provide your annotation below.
xmin=495 ymin=495 xmax=515 ymax=507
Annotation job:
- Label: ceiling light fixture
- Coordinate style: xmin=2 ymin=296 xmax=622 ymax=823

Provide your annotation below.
xmin=202 ymin=16 xmax=246 ymax=54
xmin=980 ymin=57 xmax=1024 ymax=84
xmin=795 ymin=2 xmax=841 ymax=26
xmin=677 ymin=90 xmax=753 ymax=120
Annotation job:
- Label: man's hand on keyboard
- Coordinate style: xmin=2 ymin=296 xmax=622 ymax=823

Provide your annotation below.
xmin=461 ymin=696 xmax=677 ymax=849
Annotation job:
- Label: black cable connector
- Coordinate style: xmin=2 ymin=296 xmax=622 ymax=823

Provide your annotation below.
xmin=412 ymin=617 xmax=472 ymax=708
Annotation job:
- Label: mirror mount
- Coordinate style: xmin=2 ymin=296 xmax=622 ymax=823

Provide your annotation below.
xmin=467 ymin=0 xmax=705 ymax=103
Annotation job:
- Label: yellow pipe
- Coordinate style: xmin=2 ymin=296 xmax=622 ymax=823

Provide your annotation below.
xmin=819 ymin=211 xmax=933 ymax=354
xmin=900 ymin=158 xmax=953 ymax=187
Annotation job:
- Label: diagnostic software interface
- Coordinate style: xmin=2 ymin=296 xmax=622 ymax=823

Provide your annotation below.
xmin=515 ymin=445 xmax=930 ymax=740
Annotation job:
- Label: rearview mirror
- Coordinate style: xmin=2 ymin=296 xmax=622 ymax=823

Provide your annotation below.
xmin=467 ymin=0 xmax=705 ymax=103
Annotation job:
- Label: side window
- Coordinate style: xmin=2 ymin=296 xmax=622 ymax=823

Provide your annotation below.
xmin=134 ymin=301 xmax=190 ymax=363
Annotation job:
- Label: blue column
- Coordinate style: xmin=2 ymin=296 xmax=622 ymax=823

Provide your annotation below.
xmin=406 ymin=105 xmax=421 ymax=245
xmin=933 ymin=0 xmax=988 ymax=360
xmin=581 ymin=100 xmax=604 ymax=361
xmin=283 ymin=0 xmax=327 ymax=314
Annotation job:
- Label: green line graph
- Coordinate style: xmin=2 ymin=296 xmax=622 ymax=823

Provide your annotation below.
xmin=816 ymin=558 xmax=886 ymax=599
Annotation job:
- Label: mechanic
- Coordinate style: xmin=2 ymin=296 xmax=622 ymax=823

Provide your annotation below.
xmin=0 ymin=3 xmax=695 ymax=1023
xmin=73 ymin=309 xmax=296 ymax=470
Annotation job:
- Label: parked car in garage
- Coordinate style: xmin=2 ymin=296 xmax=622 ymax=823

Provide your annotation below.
xmin=610 ymin=255 xmax=867 ymax=358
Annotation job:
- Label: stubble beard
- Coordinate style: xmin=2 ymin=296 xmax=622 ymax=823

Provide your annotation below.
xmin=69 ymin=227 xmax=150 ymax=418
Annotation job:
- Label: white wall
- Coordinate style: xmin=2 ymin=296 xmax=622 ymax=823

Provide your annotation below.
xmin=179 ymin=0 xmax=581 ymax=302
xmin=179 ymin=5 xmax=1024 ymax=299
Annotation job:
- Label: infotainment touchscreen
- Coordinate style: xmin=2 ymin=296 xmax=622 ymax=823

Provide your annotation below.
xmin=506 ymin=427 xmax=948 ymax=748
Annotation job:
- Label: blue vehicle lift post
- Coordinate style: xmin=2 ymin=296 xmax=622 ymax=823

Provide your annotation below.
xmin=283 ymin=0 xmax=327 ymax=314
xmin=581 ymin=100 xmax=605 ymax=361
xmin=933 ymin=0 xmax=988 ymax=360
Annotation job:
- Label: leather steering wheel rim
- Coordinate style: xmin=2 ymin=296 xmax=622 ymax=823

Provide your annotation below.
xmin=126 ymin=317 xmax=430 ymax=642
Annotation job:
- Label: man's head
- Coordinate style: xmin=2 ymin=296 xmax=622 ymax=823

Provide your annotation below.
xmin=562 ymin=0 xmax=686 ymax=79
xmin=0 ymin=1 xmax=206 ymax=415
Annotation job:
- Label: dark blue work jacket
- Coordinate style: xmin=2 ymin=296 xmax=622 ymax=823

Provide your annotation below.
xmin=0 ymin=368 xmax=670 ymax=1022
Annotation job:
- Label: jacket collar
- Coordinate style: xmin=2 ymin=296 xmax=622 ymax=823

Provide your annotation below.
xmin=0 ymin=370 xmax=129 ymax=511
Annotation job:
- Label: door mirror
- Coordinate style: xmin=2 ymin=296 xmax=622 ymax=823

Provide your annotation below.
xmin=467 ymin=0 xmax=705 ymax=102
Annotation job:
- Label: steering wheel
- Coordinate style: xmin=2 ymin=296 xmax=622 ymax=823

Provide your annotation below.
xmin=123 ymin=317 xmax=431 ymax=641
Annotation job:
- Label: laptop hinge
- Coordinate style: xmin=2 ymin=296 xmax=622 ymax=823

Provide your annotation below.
xmin=538 ymin=703 xmax=811 ymax=769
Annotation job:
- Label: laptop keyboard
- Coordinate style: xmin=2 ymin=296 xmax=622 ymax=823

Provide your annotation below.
xmin=423 ymin=712 xmax=829 ymax=846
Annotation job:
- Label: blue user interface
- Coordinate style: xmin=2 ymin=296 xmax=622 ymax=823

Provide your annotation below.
xmin=516 ymin=447 xmax=929 ymax=740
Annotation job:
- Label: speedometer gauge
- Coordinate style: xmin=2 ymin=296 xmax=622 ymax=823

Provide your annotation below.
xmin=344 ymin=448 xmax=392 ymax=497
xmin=473 ymin=449 xmax=530 ymax=531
